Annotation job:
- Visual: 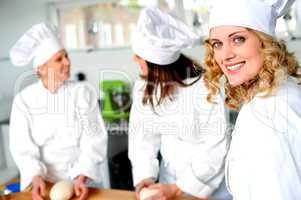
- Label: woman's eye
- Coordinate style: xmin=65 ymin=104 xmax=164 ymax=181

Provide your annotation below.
xmin=233 ymin=36 xmax=246 ymax=44
xmin=212 ymin=42 xmax=222 ymax=49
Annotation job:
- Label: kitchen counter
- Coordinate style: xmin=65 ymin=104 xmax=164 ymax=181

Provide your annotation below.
xmin=0 ymin=183 xmax=208 ymax=200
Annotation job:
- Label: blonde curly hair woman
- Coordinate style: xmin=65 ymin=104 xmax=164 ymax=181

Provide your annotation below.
xmin=204 ymin=28 xmax=300 ymax=110
xmin=203 ymin=0 xmax=301 ymax=199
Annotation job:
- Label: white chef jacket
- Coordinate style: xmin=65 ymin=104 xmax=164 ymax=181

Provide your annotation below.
xmin=226 ymin=77 xmax=301 ymax=200
xmin=9 ymin=80 xmax=107 ymax=190
xmin=128 ymin=77 xmax=230 ymax=198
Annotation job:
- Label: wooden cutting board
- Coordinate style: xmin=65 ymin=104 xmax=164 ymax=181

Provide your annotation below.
xmin=1 ymin=185 xmax=208 ymax=200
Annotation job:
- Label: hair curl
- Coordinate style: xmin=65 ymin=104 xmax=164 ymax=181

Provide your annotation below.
xmin=204 ymin=29 xmax=300 ymax=110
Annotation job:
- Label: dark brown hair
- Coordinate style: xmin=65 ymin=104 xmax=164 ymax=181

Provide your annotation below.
xmin=141 ymin=54 xmax=204 ymax=109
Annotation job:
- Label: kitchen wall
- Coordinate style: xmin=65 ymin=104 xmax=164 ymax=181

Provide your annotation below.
xmin=0 ymin=0 xmax=47 ymax=98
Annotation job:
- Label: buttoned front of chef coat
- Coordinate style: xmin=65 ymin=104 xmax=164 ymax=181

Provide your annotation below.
xmin=9 ymin=80 xmax=107 ymax=190
xmin=226 ymin=77 xmax=301 ymax=200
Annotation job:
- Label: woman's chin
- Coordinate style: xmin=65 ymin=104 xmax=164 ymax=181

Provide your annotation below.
xmin=60 ymin=74 xmax=70 ymax=82
xmin=228 ymin=79 xmax=243 ymax=87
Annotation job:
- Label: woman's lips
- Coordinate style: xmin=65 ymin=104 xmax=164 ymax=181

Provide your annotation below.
xmin=225 ymin=61 xmax=245 ymax=74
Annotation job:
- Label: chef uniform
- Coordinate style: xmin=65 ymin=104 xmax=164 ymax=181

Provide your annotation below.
xmin=128 ymin=8 xmax=231 ymax=199
xmin=209 ymin=0 xmax=301 ymax=199
xmin=9 ymin=23 xmax=108 ymax=190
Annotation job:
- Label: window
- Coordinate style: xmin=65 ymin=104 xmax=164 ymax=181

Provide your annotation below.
xmin=50 ymin=0 xmax=170 ymax=50
xmin=182 ymin=0 xmax=211 ymax=36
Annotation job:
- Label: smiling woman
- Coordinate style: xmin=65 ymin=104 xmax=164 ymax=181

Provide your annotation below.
xmin=207 ymin=27 xmax=264 ymax=87
xmin=204 ymin=26 xmax=299 ymax=110
xmin=202 ymin=0 xmax=301 ymax=200
xmin=37 ymin=49 xmax=71 ymax=93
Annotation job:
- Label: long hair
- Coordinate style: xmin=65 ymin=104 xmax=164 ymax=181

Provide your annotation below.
xmin=204 ymin=29 xmax=300 ymax=110
xmin=142 ymin=54 xmax=204 ymax=109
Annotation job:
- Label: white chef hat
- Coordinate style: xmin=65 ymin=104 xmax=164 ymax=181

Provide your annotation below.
xmin=10 ymin=23 xmax=64 ymax=69
xmin=132 ymin=7 xmax=200 ymax=65
xmin=208 ymin=0 xmax=295 ymax=36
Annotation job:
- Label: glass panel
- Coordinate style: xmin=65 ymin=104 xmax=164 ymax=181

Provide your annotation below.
xmin=183 ymin=0 xmax=211 ymax=36
xmin=57 ymin=0 xmax=170 ymax=49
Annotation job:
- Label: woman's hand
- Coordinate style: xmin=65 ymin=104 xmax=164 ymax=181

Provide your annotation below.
xmin=74 ymin=174 xmax=89 ymax=200
xmin=135 ymin=177 xmax=156 ymax=199
xmin=32 ymin=175 xmax=46 ymax=200
xmin=144 ymin=183 xmax=182 ymax=200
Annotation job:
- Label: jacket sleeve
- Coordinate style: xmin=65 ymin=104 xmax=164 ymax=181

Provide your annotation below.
xmin=69 ymin=83 xmax=108 ymax=182
xmin=176 ymin=91 xmax=230 ymax=198
xmin=9 ymin=94 xmax=47 ymax=190
xmin=128 ymin=81 xmax=161 ymax=186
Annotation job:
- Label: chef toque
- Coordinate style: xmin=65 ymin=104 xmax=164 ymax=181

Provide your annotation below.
xmin=132 ymin=7 xmax=200 ymax=65
xmin=10 ymin=23 xmax=64 ymax=69
xmin=208 ymin=0 xmax=295 ymax=36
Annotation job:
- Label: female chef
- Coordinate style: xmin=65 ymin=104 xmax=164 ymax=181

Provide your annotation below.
xmin=9 ymin=23 xmax=107 ymax=200
xmin=128 ymin=7 xmax=231 ymax=200
xmin=204 ymin=0 xmax=301 ymax=199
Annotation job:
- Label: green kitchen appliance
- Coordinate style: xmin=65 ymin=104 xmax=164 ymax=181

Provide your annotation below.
xmin=100 ymin=80 xmax=131 ymax=122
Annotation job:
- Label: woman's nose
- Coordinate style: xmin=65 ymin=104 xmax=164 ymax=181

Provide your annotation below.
xmin=133 ymin=55 xmax=138 ymax=62
xmin=221 ymin=44 xmax=236 ymax=61
xmin=63 ymin=57 xmax=70 ymax=66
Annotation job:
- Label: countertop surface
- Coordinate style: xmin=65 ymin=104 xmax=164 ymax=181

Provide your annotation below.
xmin=0 ymin=184 xmax=208 ymax=200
